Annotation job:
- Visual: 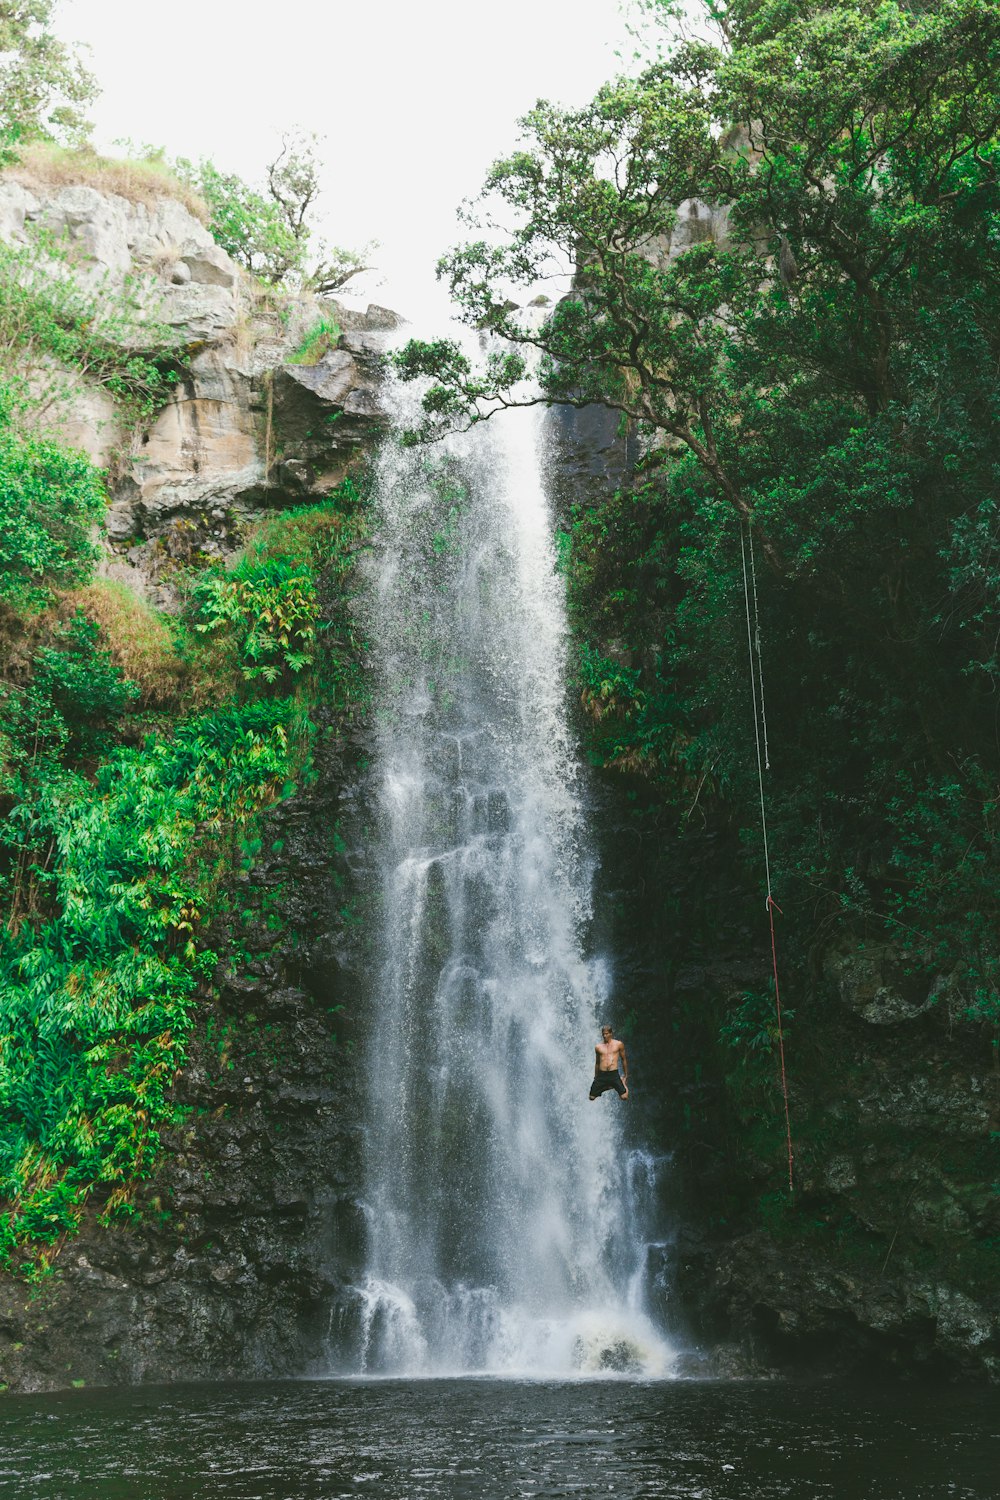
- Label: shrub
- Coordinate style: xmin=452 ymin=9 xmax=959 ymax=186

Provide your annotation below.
xmin=193 ymin=557 xmax=319 ymax=684
xmin=67 ymin=580 xmax=185 ymax=709
xmin=0 ymin=389 xmax=104 ymax=609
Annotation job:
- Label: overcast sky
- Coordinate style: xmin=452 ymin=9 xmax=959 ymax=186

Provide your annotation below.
xmin=56 ymin=0 xmax=649 ymax=313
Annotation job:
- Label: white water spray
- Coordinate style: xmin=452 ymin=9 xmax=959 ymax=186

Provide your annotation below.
xmin=338 ymin=339 xmax=672 ymax=1377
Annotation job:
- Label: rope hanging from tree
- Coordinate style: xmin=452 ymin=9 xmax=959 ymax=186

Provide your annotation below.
xmin=739 ymin=519 xmax=795 ymax=1194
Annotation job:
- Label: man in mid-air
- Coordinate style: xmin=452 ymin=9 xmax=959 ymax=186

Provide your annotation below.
xmin=589 ymin=1025 xmax=628 ymax=1101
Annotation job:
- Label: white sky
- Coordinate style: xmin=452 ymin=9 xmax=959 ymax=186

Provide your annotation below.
xmin=56 ymin=0 xmax=648 ymax=315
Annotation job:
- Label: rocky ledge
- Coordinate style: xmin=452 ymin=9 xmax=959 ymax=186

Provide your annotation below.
xmin=0 ymin=177 xmax=395 ymax=605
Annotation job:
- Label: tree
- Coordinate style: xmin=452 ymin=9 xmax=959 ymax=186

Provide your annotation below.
xmin=397 ymin=0 xmax=1000 ymax=1018
xmin=182 ymin=132 xmax=373 ymax=291
xmin=0 ymin=0 xmax=98 ymax=161
xmin=192 ymin=158 xmax=302 ymax=285
xmin=396 ymin=0 xmax=1000 ymax=562
xmin=266 ymin=128 xmax=374 ymax=292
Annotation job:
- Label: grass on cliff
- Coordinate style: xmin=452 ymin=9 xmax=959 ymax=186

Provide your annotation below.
xmin=288 ymin=316 xmax=340 ymax=367
xmin=2 ymin=141 xmax=209 ymax=222
xmin=65 ymin=581 xmax=185 ymax=708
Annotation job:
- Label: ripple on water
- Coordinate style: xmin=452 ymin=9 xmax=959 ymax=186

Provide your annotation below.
xmin=0 ymin=1378 xmax=997 ymax=1500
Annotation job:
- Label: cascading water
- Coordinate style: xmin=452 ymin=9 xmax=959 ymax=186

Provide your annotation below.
xmin=338 ymin=335 xmax=672 ymax=1377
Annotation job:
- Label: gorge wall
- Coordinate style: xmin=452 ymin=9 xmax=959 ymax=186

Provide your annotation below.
xmin=551 ymin=358 xmax=1000 ymax=1384
xmin=0 ymin=172 xmax=996 ymax=1394
xmin=0 ymin=176 xmax=385 ymax=1392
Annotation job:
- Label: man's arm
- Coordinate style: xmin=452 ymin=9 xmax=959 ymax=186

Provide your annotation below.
xmin=619 ymin=1042 xmax=628 ymax=1085
xmin=594 ymin=1045 xmax=601 ymax=1078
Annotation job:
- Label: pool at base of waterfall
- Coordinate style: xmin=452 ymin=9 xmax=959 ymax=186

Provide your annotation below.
xmin=0 ymin=1378 xmax=995 ymax=1499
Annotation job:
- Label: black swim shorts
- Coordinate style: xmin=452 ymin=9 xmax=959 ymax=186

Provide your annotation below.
xmin=589 ymin=1070 xmax=626 ymax=1099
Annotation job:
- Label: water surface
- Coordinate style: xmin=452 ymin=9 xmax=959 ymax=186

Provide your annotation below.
xmin=0 ymin=1378 xmax=995 ymax=1499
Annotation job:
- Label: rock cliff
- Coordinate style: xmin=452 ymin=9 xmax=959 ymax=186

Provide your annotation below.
xmin=0 ymin=178 xmax=386 ymax=1391
xmin=0 ymin=178 xmax=391 ymax=600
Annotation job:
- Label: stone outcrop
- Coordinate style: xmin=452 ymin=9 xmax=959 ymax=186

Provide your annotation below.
xmin=0 ymin=179 xmax=393 ymax=608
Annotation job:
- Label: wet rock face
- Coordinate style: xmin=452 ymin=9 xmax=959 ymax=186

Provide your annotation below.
xmin=678 ymin=1226 xmax=1000 ymax=1382
xmin=545 ymin=401 xmax=639 ymax=522
xmin=659 ymin=939 xmax=1000 ymax=1380
xmin=0 ymin=709 xmax=372 ymax=1395
xmin=0 ymin=180 xmax=391 ymax=609
xmin=823 ymin=942 xmax=945 ymax=1027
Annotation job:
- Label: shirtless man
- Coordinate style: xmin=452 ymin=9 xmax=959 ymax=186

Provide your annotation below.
xmin=589 ymin=1025 xmax=628 ymax=1101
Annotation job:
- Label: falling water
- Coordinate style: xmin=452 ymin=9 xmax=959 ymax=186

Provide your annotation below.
xmin=338 ymin=341 xmax=672 ymax=1377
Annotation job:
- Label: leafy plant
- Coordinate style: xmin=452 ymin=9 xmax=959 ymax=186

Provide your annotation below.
xmin=0 ymin=699 xmax=306 ymax=1263
xmin=193 ymin=557 xmax=319 ymax=683
xmin=0 ymin=386 xmax=104 ymax=608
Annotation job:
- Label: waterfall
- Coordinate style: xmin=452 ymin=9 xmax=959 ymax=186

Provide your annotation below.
xmin=337 ymin=341 xmax=672 ymax=1377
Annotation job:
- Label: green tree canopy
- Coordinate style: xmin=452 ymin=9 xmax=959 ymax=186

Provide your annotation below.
xmin=397 ymin=0 xmax=1000 ymax=562
xmin=0 ymin=0 xmax=98 ymax=161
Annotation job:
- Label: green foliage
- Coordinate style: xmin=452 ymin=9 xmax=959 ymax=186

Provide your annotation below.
xmin=239 ymin=478 xmax=373 ymax=712
xmin=0 ymin=388 xmax=104 ymax=608
xmin=288 ymin=316 xmax=341 ymax=366
xmin=31 ymin=611 xmax=139 ymax=753
xmin=0 ymin=699 xmax=303 ymax=1262
xmin=718 ymin=987 xmax=793 ymax=1102
xmin=884 ymin=769 xmax=1000 ymax=1020
xmin=193 ymin=558 xmax=319 ymax=684
xmin=0 ymin=0 xmax=98 ymax=164
xmin=186 ymin=157 xmax=303 ymax=285
xmin=186 ymin=481 xmax=370 ymax=693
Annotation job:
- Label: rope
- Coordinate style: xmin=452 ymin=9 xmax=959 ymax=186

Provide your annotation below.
xmin=747 ymin=519 xmax=771 ymax=772
xmin=739 ymin=520 xmax=794 ymax=1194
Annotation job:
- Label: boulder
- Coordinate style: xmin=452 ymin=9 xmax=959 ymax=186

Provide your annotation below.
xmin=0 ymin=181 xmax=39 ymax=241
xmin=178 ymin=239 xmax=239 ymax=290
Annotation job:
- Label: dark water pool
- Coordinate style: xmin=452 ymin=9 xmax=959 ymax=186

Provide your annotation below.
xmin=0 ymin=1378 xmax=995 ymax=1499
